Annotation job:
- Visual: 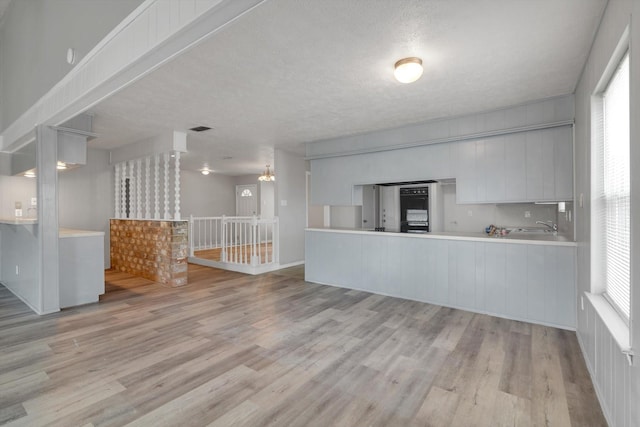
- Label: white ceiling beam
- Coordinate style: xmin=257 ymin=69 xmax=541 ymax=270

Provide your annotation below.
xmin=0 ymin=0 xmax=267 ymax=152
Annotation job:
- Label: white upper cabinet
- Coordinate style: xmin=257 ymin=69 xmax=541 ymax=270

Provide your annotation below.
xmin=309 ymin=96 xmax=574 ymax=206
xmin=504 ymin=133 xmax=527 ymax=200
xmin=455 ymin=125 xmax=573 ymax=203
xmin=553 ymin=126 xmax=574 ymax=200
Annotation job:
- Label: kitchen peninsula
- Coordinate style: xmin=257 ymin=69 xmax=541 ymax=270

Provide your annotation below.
xmin=305 ymin=228 xmax=576 ymax=329
xmin=0 ymin=219 xmax=104 ymax=312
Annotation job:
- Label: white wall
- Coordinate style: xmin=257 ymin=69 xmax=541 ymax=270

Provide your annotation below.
xmin=0 ymin=176 xmax=37 ymax=218
xmin=274 ymin=149 xmax=306 ymax=265
xmin=0 ymin=152 xmax=11 ymax=175
xmin=573 ymin=0 xmax=639 ymax=426
xmin=0 ymin=0 xmax=143 ymax=130
xmin=260 ymin=181 xmax=275 ymax=219
xmin=182 ymin=170 xmax=236 ymax=217
xmin=329 ymin=206 xmax=362 ymax=229
xmin=58 ymin=148 xmax=113 ymax=268
xmin=306 ymin=172 xmax=324 ymax=228
xmin=442 ymin=184 xmax=561 ymax=233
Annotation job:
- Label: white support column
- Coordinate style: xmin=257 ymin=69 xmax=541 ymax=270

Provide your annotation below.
xmin=129 ymin=161 xmax=134 ymax=218
xmin=174 ymin=151 xmax=181 ymax=220
xmin=154 ymin=154 xmax=160 ymax=219
xmin=136 ymin=159 xmax=142 ymax=219
xmin=36 ymin=125 xmax=60 ymax=314
xmin=114 ymin=163 xmax=121 ymax=218
xmin=163 ymin=152 xmax=170 ymax=219
xmin=145 ymin=157 xmax=150 ymax=219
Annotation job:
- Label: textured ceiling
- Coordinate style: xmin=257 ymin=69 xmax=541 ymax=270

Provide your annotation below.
xmin=0 ymin=0 xmax=11 ymax=23
xmin=89 ymin=0 xmax=606 ymax=176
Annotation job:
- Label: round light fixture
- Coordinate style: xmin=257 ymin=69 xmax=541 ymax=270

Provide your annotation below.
xmin=394 ymin=57 xmax=423 ymax=83
xmin=201 ymin=169 xmax=210 ymax=176
xmin=57 ymin=161 xmax=67 ymax=170
xmin=66 ymin=48 xmax=76 ymax=65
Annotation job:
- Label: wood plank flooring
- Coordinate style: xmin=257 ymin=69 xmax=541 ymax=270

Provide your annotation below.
xmin=0 ymin=264 xmax=606 ymax=426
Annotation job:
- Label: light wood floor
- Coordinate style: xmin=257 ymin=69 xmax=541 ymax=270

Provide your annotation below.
xmin=195 ymin=243 xmax=273 ymax=263
xmin=0 ymin=264 xmax=606 ymax=426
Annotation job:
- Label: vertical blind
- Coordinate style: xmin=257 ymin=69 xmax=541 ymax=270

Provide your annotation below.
xmin=597 ymin=52 xmax=631 ymax=321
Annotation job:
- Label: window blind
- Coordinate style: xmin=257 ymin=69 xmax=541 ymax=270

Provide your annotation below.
xmin=597 ymin=52 xmax=630 ymax=321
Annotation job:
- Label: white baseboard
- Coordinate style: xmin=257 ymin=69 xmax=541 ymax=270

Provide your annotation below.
xmin=188 ymin=257 xmax=301 ymax=275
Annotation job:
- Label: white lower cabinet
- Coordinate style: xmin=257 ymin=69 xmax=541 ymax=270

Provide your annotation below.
xmin=306 ymin=230 xmax=577 ymax=329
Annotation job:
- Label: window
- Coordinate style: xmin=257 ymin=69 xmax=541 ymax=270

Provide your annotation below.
xmin=241 ymin=189 xmax=253 ymax=197
xmin=593 ymin=52 xmax=630 ymax=322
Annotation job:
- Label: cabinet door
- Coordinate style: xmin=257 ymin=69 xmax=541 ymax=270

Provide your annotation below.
xmin=525 ymin=131 xmax=544 ymax=200
xmin=484 ymin=243 xmax=506 ymax=314
xmin=475 ymin=141 xmax=487 ymax=202
xmin=554 ymin=126 xmax=574 ymax=200
xmin=504 ymin=133 xmax=527 ymax=201
xmin=310 ymin=159 xmax=353 ymax=205
xmin=450 ymin=241 xmax=476 ymax=309
xmin=455 ymin=141 xmax=478 ymax=203
xmin=542 ymin=129 xmax=556 ymax=200
xmin=484 ymin=136 xmax=506 ymax=201
xmin=505 ymin=244 xmax=528 ymax=319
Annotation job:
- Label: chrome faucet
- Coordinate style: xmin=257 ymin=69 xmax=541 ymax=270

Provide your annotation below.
xmin=536 ymin=220 xmax=558 ymax=232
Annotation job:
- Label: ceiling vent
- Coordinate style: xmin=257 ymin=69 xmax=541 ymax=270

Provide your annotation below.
xmin=189 ymin=126 xmax=212 ymax=132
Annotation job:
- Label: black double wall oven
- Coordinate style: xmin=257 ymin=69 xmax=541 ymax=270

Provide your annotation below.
xmin=400 ymin=186 xmax=430 ymax=233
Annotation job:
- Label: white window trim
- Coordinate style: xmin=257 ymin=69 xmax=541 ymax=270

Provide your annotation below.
xmin=589 ymin=26 xmax=633 ymax=365
xmin=585 ymin=293 xmax=632 ymax=364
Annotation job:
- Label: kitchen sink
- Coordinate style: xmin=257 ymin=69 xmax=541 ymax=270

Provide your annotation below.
xmin=509 ymin=228 xmax=554 ymax=234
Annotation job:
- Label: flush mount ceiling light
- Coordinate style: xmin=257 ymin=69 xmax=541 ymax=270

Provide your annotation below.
xmin=24 ymin=170 xmax=36 ymax=178
xmin=258 ymin=165 xmax=275 ymax=182
xmin=394 ymin=57 xmax=423 ymax=83
xmin=57 ymin=161 xmax=67 ymax=170
xmin=201 ymin=168 xmax=211 ymax=176
xmin=66 ymin=48 xmax=76 ymax=65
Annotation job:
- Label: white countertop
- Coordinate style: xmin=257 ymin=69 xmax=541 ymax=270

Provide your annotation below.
xmin=306 ymin=227 xmax=576 ymax=246
xmin=59 ymin=228 xmax=105 ymax=238
xmin=0 ymin=217 xmax=38 ymax=225
xmin=0 ymin=220 xmax=104 ymax=238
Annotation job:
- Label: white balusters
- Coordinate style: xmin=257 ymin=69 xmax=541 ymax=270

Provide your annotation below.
xmin=145 ymin=157 xmax=150 ymax=219
xmin=136 ymin=159 xmax=142 ymax=219
xmin=188 ymin=216 xmax=278 ymax=268
xmin=163 ymin=152 xmax=170 ymax=220
xmin=114 ymin=163 xmax=121 ymax=218
xmin=113 ymin=150 xmax=182 ymax=221
xmin=154 ymin=154 xmax=160 ymax=219
xmin=174 ymin=151 xmax=181 ymax=220
xmin=129 ymin=161 xmax=135 ymax=218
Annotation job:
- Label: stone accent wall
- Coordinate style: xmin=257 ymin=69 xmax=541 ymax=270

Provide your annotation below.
xmin=110 ymin=219 xmax=188 ymax=287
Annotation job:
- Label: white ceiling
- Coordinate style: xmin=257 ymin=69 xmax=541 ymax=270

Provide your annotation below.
xmin=0 ymin=0 xmax=11 ymax=23
xmin=88 ymin=0 xmax=606 ymax=176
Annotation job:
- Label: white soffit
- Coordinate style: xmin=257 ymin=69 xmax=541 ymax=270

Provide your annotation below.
xmin=89 ymin=0 xmax=606 ymax=175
